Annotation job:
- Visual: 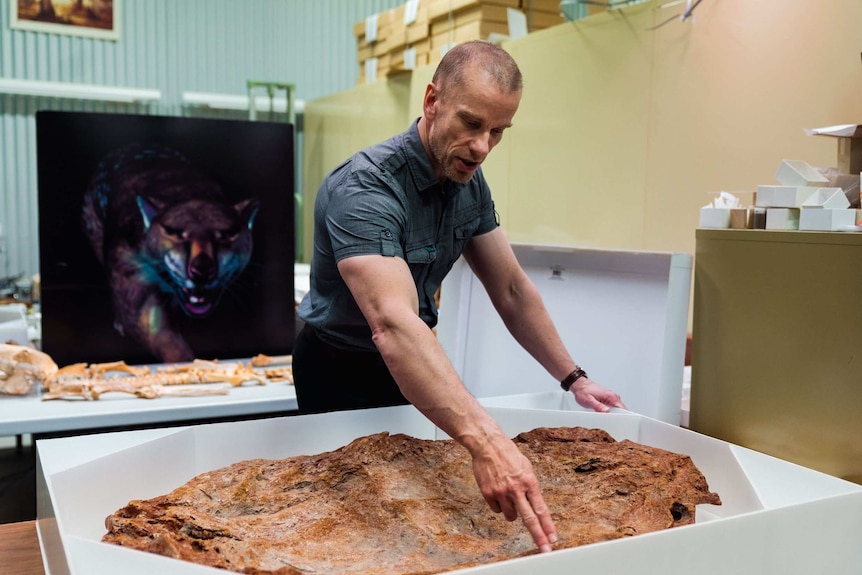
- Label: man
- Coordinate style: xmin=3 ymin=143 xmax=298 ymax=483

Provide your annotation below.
xmin=295 ymin=40 xmax=626 ymax=553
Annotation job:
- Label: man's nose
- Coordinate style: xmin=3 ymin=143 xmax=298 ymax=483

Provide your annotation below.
xmin=470 ymin=132 xmax=491 ymax=157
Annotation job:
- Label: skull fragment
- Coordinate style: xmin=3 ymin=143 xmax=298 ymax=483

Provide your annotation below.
xmin=0 ymin=343 xmax=59 ymax=396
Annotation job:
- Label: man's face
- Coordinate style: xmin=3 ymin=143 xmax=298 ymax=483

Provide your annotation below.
xmin=425 ymin=66 xmax=521 ymax=183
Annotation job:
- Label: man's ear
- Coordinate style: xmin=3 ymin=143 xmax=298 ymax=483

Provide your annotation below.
xmin=423 ymin=83 xmax=438 ymax=120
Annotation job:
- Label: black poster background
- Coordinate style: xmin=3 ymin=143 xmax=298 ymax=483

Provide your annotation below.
xmin=36 ymin=111 xmax=295 ymax=366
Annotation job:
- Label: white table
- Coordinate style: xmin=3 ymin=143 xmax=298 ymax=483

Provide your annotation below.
xmin=0 ymin=381 xmax=297 ymax=437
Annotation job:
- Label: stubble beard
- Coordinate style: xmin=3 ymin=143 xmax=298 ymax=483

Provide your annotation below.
xmin=429 ymin=134 xmax=473 ymax=185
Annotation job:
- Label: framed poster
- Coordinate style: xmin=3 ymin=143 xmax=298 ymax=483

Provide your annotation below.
xmin=36 ymin=111 xmax=296 ymax=367
xmin=11 ymin=0 xmax=120 ymax=41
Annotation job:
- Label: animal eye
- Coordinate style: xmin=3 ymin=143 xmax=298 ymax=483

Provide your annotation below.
xmin=218 ymin=227 xmax=240 ymax=243
xmin=162 ymin=225 xmax=183 ymax=238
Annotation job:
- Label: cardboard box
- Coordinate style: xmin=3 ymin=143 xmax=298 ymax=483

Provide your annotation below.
xmin=774 ymin=159 xmax=830 ymax=187
xmin=520 ymin=0 xmax=562 ymax=11
xmin=354 ymin=7 xmax=399 ymax=41
xmin=806 ymin=124 xmax=862 ymax=174
xmin=755 ymin=185 xmax=816 ymax=208
xmin=798 ymin=208 xmax=857 ymax=231
xmin=699 ymin=207 xmax=731 ymax=228
xmin=384 ymin=4 xmax=430 ymax=53
xmin=356 ymin=38 xmax=391 ymax=63
xmin=519 ymin=0 xmax=565 ymax=30
xmin=765 ymin=207 xmax=800 ymax=230
xmin=437 ymin=243 xmax=692 ymax=425
xmin=36 ymin=403 xmax=862 ymax=575
xmin=431 ymin=4 xmax=511 ymax=35
xmin=430 ymin=19 xmax=511 ymax=49
xmin=800 ymin=187 xmax=850 ymax=210
xmin=729 ymin=207 xmax=749 ymax=229
xmin=837 ymin=137 xmax=862 ymax=174
xmin=523 ymin=9 xmax=565 ymax=30
xmin=389 ymin=45 xmax=431 ymax=74
xmin=428 ymin=2 xmax=557 ymax=36
xmin=358 ymin=57 xmax=390 ymax=84
xmin=750 ymin=207 xmax=767 ymax=229
xmin=427 ymin=0 xmax=520 ymax=21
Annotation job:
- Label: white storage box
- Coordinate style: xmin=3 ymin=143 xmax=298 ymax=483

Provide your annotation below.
xmin=774 ymin=159 xmax=830 ymax=187
xmin=799 ymin=208 xmax=857 ymax=231
xmin=801 ymin=187 xmax=850 ymax=209
xmin=698 ymin=207 xmax=731 ymax=228
xmin=765 ymin=208 xmax=800 ymax=230
xmin=755 ymin=185 xmax=816 ymax=208
xmin=437 ymin=243 xmax=692 ymax=424
xmin=36 ymin=404 xmax=862 ymax=575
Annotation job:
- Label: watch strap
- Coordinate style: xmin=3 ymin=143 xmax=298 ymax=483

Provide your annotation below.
xmin=560 ymin=367 xmax=588 ymax=392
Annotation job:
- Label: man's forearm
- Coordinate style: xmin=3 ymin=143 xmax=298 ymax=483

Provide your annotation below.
xmin=494 ymin=278 xmax=577 ymax=382
xmin=371 ymin=313 xmax=509 ymax=456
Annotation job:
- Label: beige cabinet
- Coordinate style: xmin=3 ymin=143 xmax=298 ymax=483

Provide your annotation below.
xmin=691 ymin=229 xmax=862 ymax=483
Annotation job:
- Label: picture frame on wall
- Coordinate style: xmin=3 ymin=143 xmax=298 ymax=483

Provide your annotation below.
xmin=36 ymin=111 xmax=297 ymax=367
xmin=10 ymin=0 xmax=120 ymax=41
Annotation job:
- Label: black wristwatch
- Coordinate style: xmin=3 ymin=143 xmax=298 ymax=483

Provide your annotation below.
xmin=560 ymin=367 xmax=588 ymax=392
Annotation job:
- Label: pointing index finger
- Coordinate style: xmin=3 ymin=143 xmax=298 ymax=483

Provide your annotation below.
xmin=514 ymin=488 xmax=558 ymax=553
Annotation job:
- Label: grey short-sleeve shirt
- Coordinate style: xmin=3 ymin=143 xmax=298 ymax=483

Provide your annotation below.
xmin=297 ymin=119 xmax=499 ymax=351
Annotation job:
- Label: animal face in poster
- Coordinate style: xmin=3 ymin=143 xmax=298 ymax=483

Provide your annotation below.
xmin=81 ymin=144 xmax=259 ymax=362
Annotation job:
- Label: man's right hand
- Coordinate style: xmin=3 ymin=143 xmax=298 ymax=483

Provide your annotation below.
xmin=469 ymin=436 xmax=558 ymax=553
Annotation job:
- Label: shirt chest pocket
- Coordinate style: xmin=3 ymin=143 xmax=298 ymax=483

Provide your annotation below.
xmin=452 ymin=215 xmax=481 ymax=255
xmin=405 ymin=245 xmax=438 ymax=264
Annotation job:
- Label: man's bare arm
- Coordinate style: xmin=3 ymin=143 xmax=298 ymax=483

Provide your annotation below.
xmin=462 ymin=229 xmax=626 ymax=411
xmin=337 ymin=254 xmax=558 ymax=552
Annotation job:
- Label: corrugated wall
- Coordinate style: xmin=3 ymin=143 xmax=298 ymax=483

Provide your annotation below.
xmin=0 ymin=0 xmax=402 ymax=280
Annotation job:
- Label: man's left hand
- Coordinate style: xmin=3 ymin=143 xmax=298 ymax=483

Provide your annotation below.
xmin=570 ymin=378 xmax=627 ymax=413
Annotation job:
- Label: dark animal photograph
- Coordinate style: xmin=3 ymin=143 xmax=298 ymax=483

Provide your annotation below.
xmin=36 ymin=111 xmax=295 ymax=367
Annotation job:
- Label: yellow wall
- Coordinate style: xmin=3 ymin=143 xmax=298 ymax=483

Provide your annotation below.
xmin=301 ymin=74 xmax=413 ymax=261
xmin=302 ymin=0 xmax=862 ymax=262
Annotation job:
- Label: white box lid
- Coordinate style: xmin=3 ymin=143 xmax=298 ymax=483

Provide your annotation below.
xmin=437 ymin=243 xmax=692 ymax=424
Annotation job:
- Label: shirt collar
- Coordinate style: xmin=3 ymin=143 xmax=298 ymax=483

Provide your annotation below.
xmin=403 ymin=118 xmax=471 ymax=197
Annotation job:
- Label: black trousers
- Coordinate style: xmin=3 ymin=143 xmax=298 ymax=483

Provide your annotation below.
xmin=292 ymin=324 xmax=409 ymax=414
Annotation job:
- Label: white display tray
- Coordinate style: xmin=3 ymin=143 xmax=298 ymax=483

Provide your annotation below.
xmin=437 ymin=243 xmax=692 ymax=424
xmin=36 ymin=401 xmax=862 ymax=575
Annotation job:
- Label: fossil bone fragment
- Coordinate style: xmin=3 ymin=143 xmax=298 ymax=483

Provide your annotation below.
xmin=0 ymin=343 xmax=59 ymax=395
xmin=250 ymin=353 xmax=292 ymax=367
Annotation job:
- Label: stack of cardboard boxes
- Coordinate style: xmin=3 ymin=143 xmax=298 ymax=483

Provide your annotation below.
xmin=355 ymin=0 xmax=565 ymax=84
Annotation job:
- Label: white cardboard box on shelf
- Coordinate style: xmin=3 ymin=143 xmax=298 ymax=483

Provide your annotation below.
xmin=436 ymin=243 xmax=692 ymax=424
xmin=801 ymin=187 xmax=850 ymax=209
xmin=799 ymin=208 xmax=857 ymax=231
xmin=698 ymin=207 xmax=731 ymax=228
xmin=756 ymin=185 xmax=816 ymax=207
xmin=774 ymin=159 xmax=830 ymax=187
xmin=765 ymin=207 xmax=800 ymax=230
xmin=36 ymin=404 xmax=862 ymax=575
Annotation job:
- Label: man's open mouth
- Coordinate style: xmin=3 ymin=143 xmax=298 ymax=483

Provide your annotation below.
xmin=459 ymin=158 xmax=479 ymax=170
